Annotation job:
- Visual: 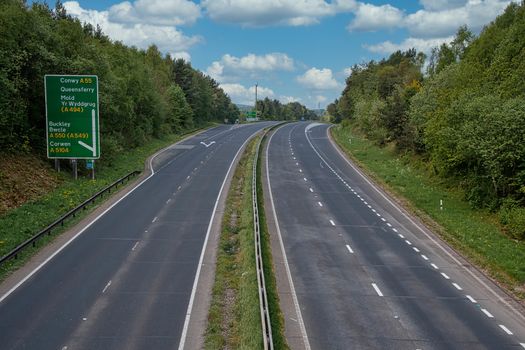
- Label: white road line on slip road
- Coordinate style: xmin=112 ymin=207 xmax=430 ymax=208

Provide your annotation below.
xmin=318 ymin=202 xmax=323 ymax=207
xmin=405 ymin=240 xmax=412 ymax=245
xmin=309 ymin=188 xmax=314 ymax=193
xmin=392 ymin=228 xmax=398 ymax=233
xmin=431 ymin=263 xmax=439 ymax=270
xmin=152 ymin=216 xmax=158 ymax=223
xmin=372 ymin=283 xmax=384 ymax=296
xmin=441 ymin=272 xmax=450 ymax=280
xmin=131 ymin=242 xmax=139 ymax=251
xmin=421 ymin=254 xmax=429 ymax=261
xmin=346 ymin=244 xmax=354 ymax=254
xmin=299 ymin=169 xmax=303 ymax=173
xmin=398 ymin=233 xmax=404 ymax=238
xmin=386 ymin=223 xmax=392 ymax=227
xmin=413 ymin=247 xmax=420 ymax=253
xmin=303 ymin=178 xmax=307 ymax=181
xmin=102 ymin=280 xmax=112 ymax=294
xmin=481 ymin=309 xmax=494 ymax=318
xmin=329 ymin=220 xmax=336 ymax=226
xmin=499 ymin=324 xmax=513 ymax=335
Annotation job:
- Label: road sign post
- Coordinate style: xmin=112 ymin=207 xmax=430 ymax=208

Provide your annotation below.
xmin=44 ymin=75 xmax=100 ymax=161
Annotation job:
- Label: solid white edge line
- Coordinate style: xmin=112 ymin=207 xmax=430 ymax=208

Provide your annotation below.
xmin=520 ymin=343 xmax=525 ymax=348
xmin=346 ymin=244 xmax=354 ymax=254
xmin=499 ymin=324 xmax=513 ymax=335
xmin=326 ymin=125 xmax=524 ymax=319
xmin=371 ymin=283 xmax=384 ymax=297
xmin=178 ymin=125 xmax=264 ymax=350
xmin=266 ymin=123 xmax=311 ymax=350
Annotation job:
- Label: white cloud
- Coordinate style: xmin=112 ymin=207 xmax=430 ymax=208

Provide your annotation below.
xmin=419 ymin=0 xmax=468 ymax=11
xmin=280 ymin=95 xmax=302 ymax=103
xmin=405 ymin=0 xmax=511 ymax=38
xmin=297 ymin=68 xmax=340 ymax=90
xmin=348 ymin=3 xmax=404 ymax=31
xmin=220 ymin=83 xmax=274 ymax=105
xmin=171 ymin=51 xmax=191 ymax=61
xmin=64 ymin=1 xmax=201 ymax=54
xmin=364 ymin=36 xmax=454 ymax=55
xmin=350 ymin=0 xmax=511 ymax=38
xmin=202 ymin=0 xmax=357 ymax=27
xmin=108 ymin=0 xmax=201 ymax=26
xmin=343 ymin=67 xmax=353 ymax=76
xmin=207 ymin=53 xmax=294 ymax=82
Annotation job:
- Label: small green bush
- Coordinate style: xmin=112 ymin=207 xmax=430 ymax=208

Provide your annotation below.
xmin=500 ymin=200 xmax=525 ymax=240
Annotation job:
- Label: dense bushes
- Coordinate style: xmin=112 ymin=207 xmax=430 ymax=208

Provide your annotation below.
xmin=330 ymin=2 xmax=525 ymax=236
xmin=0 ymin=0 xmax=238 ymax=161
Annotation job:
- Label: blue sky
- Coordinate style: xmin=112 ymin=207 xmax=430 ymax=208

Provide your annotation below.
xmin=39 ymin=1 xmax=513 ymax=108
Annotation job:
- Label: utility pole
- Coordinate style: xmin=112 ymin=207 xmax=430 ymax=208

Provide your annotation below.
xmin=255 ymin=82 xmax=258 ymax=120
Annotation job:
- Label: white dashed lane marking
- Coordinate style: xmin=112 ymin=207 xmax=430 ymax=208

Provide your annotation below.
xmin=372 ymin=283 xmax=384 ymax=297
xmin=499 ymin=325 xmax=513 ymax=335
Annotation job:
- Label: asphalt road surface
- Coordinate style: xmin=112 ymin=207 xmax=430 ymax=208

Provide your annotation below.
xmin=266 ymin=122 xmax=525 ymax=350
xmin=0 ymin=122 xmax=272 ymax=350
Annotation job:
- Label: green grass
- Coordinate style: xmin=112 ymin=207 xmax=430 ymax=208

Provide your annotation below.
xmin=205 ymin=136 xmax=263 ymax=349
xmin=331 ymin=124 xmax=525 ymax=294
xmin=0 ymin=125 xmax=211 ymax=280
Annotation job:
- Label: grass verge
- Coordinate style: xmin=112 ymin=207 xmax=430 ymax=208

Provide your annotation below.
xmin=0 ymin=125 xmax=211 ymax=281
xmin=205 ymin=136 xmax=262 ymax=349
xmin=331 ymin=124 xmax=525 ymax=296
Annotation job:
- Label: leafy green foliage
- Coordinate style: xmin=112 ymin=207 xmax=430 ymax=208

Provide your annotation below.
xmin=0 ymin=0 xmax=236 ymax=160
xmin=331 ymin=2 xmax=525 ymax=236
xmin=256 ymin=97 xmax=317 ymax=121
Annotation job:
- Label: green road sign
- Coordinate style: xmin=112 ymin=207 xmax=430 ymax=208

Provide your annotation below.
xmin=45 ymin=75 xmax=100 ymax=159
xmin=247 ymin=111 xmax=257 ymax=117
